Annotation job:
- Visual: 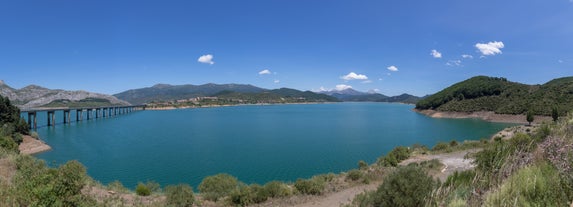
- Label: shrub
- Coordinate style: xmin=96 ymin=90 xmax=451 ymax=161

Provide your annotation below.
xmin=377 ymin=146 xmax=411 ymax=167
xmin=449 ymin=140 xmax=459 ymax=147
xmin=263 ymin=181 xmax=292 ymax=198
xmin=443 ymin=170 xmax=475 ymax=188
xmin=198 ymin=173 xmax=239 ymax=201
xmin=144 ymin=180 xmax=161 ymax=193
xmin=372 ymin=166 xmax=435 ymax=207
xmin=432 ymin=142 xmax=450 ymax=152
xmin=165 ymin=184 xmax=195 ymax=207
xmin=485 ymin=162 xmax=569 ymax=206
xmin=358 ymin=160 xmax=368 ymax=170
xmin=12 ymin=157 xmax=92 ymax=206
xmin=346 ymin=169 xmax=363 ymax=181
xmin=136 ymin=182 xmax=151 ymax=196
xmin=294 ymin=177 xmax=325 ymax=195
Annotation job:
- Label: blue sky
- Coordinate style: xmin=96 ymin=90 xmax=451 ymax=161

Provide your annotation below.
xmin=1 ymin=0 xmax=572 ymax=96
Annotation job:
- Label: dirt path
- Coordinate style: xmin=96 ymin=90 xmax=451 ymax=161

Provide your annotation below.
xmin=400 ymin=149 xmax=480 ymax=181
xmin=291 ymin=182 xmax=381 ymax=207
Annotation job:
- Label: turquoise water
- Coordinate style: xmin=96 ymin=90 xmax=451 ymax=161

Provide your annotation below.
xmin=31 ymin=103 xmax=513 ymax=189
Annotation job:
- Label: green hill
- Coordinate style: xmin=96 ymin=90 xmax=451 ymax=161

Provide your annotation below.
xmin=415 ymin=76 xmax=573 ymax=116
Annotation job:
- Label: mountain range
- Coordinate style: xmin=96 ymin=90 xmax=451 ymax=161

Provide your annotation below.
xmin=319 ymin=88 xmax=422 ymax=104
xmin=0 ymin=80 xmax=424 ymax=108
xmin=0 ymin=80 xmax=129 ymax=109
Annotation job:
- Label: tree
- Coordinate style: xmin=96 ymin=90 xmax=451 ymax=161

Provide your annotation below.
xmin=552 ymin=106 xmax=559 ymax=122
xmin=526 ymin=109 xmax=535 ymax=126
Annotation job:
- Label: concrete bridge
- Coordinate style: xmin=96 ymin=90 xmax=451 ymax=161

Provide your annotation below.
xmin=21 ymin=105 xmax=146 ymax=129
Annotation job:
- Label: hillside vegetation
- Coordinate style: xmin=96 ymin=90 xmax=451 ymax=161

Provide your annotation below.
xmin=115 ymin=83 xmax=338 ymax=105
xmin=415 ymin=76 xmax=573 ymax=115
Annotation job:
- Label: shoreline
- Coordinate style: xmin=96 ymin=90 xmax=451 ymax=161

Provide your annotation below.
xmin=413 ymin=109 xmax=552 ymax=124
xmin=145 ymin=102 xmax=335 ymax=111
xmin=19 ymin=135 xmax=52 ymax=155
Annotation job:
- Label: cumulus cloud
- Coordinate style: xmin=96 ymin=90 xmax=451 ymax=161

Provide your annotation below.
xmin=335 ymin=84 xmax=352 ymax=91
xmin=259 ymin=69 xmax=271 ymax=75
xmin=387 ymin=65 xmax=398 ymax=72
xmin=198 ymin=54 xmax=215 ymax=64
xmin=475 ymin=41 xmax=504 ymax=56
xmin=431 ymin=50 xmax=442 ymax=58
xmin=341 ymin=72 xmax=368 ymax=80
xmin=368 ymin=89 xmax=381 ymax=94
xmin=274 ymin=79 xmax=280 ymax=83
xmin=462 ymin=54 xmax=474 ymax=59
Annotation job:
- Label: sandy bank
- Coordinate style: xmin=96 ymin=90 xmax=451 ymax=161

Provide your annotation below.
xmin=414 ymin=109 xmax=552 ymax=124
xmin=19 ymin=135 xmax=52 ymax=155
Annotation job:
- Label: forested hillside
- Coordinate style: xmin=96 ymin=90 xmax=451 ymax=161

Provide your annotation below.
xmin=415 ymin=76 xmax=573 ymax=115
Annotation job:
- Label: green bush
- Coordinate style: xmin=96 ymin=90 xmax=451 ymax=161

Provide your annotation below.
xmin=372 ymin=166 xmax=435 ymax=207
xmin=263 ymin=181 xmax=292 ymax=198
xmin=377 ymin=146 xmax=411 ymax=167
xmin=198 ymin=173 xmax=239 ymax=201
xmin=432 ymin=142 xmax=450 ymax=152
xmin=485 ymin=162 xmax=569 ymax=206
xmin=229 ymin=184 xmax=254 ymax=206
xmin=136 ymin=182 xmax=151 ymax=196
xmin=165 ymin=184 xmax=195 ymax=207
xmin=12 ymin=157 xmax=92 ymax=206
xmin=346 ymin=169 xmax=363 ymax=181
xmin=144 ymin=180 xmax=161 ymax=193
xmin=358 ymin=160 xmax=368 ymax=170
xmin=294 ymin=177 xmax=325 ymax=195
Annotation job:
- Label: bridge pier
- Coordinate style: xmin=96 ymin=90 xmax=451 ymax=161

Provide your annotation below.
xmin=63 ymin=109 xmax=71 ymax=124
xmin=47 ymin=110 xmax=55 ymax=127
xmin=95 ymin=108 xmax=100 ymax=119
xmin=27 ymin=111 xmax=37 ymax=129
xmin=87 ymin=109 xmax=92 ymax=120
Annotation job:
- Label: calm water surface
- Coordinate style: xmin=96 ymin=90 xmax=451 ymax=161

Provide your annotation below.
xmin=32 ymin=103 xmax=513 ymax=188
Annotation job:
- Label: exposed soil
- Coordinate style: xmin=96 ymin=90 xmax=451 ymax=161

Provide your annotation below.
xmin=415 ymin=109 xmax=552 ymax=124
xmin=18 ymin=135 xmax=51 ymax=155
xmin=400 ymin=149 xmax=481 ymax=181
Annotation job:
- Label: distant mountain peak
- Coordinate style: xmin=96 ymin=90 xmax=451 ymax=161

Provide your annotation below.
xmin=151 ymin=83 xmax=173 ymax=88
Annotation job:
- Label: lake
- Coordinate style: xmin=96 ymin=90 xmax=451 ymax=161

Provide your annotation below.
xmin=31 ymin=103 xmax=513 ymax=189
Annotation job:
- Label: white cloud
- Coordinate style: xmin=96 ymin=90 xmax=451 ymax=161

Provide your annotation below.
xmin=259 ymin=69 xmax=271 ymax=75
xmin=368 ymin=89 xmax=380 ymax=94
xmin=475 ymin=41 xmax=504 ymax=56
xmin=387 ymin=65 xmax=398 ymax=71
xmin=319 ymin=86 xmax=328 ymax=92
xmin=335 ymin=84 xmax=352 ymax=91
xmin=362 ymin=80 xmax=372 ymax=84
xmin=341 ymin=72 xmax=368 ymax=80
xmin=274 ymin=79 xmax=280 ymax=83
xmin=446 ymin=60 xmax=462 ymax=66
xmin=461 ymin=54 xmax=474 ymax=59
xmin=431 ymin=49 xmax=442 ymax=58
xmin=198 ymin=54 xmax=215 ymax=64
